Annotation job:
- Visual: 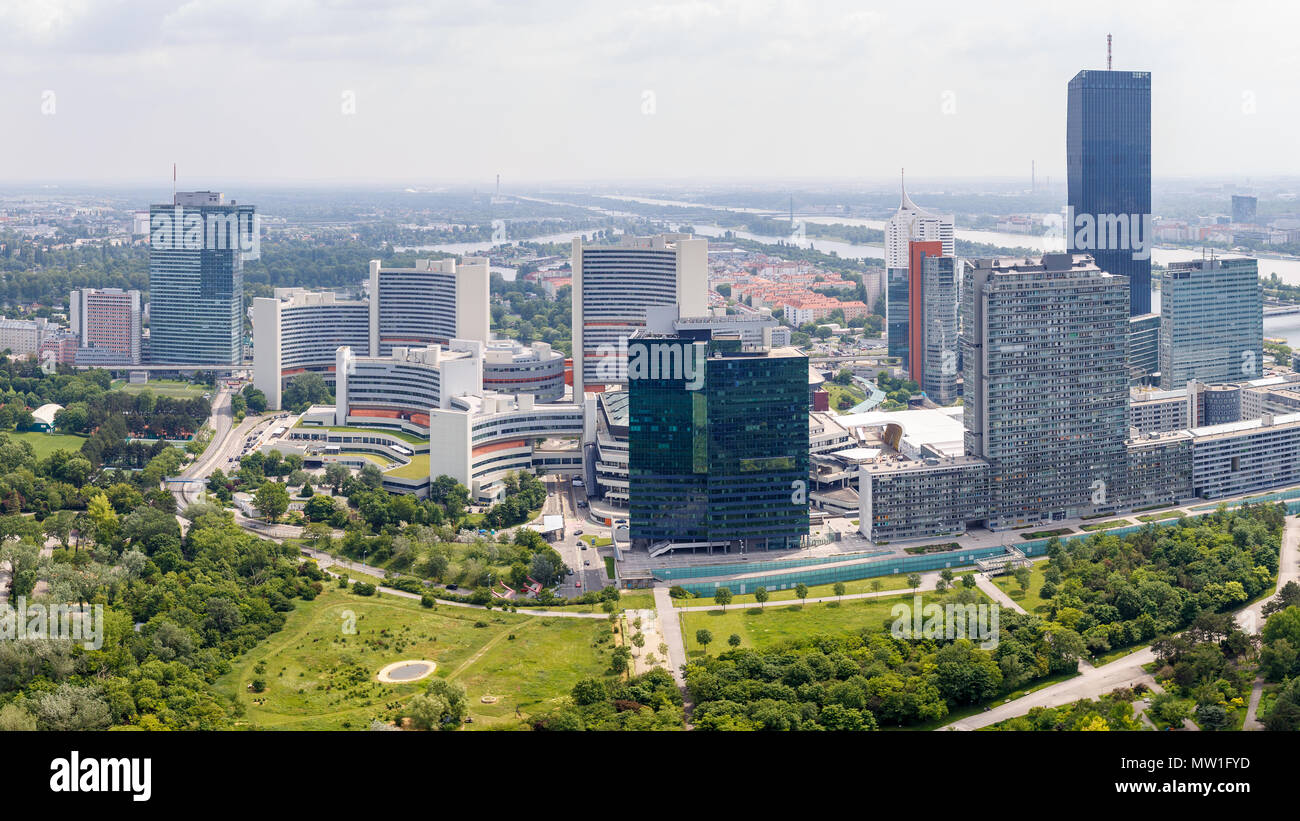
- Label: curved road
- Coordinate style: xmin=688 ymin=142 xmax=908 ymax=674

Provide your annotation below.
xmin=943 ymin=515 xmax=1300 ymax=730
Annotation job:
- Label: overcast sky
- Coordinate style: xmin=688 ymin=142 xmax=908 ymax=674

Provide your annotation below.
xmin=0 ymin=0 xmax=1293 ymax=186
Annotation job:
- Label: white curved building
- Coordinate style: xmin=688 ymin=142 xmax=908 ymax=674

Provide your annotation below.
xmin=334 ymin=344 xmax=481 ymax=432
xmin=469 ymin=338 xmax=566 ymax=402
xmin=571 ymin=233 xmax=707 ymax=392
xmin=369 ymin=257 xmax=489 ymax=355
xmin=252 ymin=289 xmax=369 ymax=410
xmin=429 ymin=392 xmax=585 ymax=502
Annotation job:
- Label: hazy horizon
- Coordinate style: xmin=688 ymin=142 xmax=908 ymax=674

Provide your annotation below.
xmin=2 ymin=0 xmax=1297 ymax=184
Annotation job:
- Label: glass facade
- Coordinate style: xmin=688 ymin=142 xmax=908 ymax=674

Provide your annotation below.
xmin=1159 ymin=257 xmax=1263 ymax=388
xmin=149 ymin=200 xmax=254 ymax=365
xmin=886 ymin=267 xmax=909 ymax=367
xmin=628 ymin=333 xmax=809 ymax=551
xmin=1067 ymin=70 xmax=1152 ymax=316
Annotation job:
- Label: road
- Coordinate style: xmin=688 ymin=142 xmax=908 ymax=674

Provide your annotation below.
xmin=545 ymin=475 xmax=605 ymax=596
xmin=171 ymin=389 xmax=283 ymax=512
xmin=943 ymin=514 xmax=1300 ymax=731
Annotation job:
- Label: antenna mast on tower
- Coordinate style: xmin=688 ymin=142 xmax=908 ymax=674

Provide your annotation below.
xmin=1107 ymin=34 xmax=1112 ymax=70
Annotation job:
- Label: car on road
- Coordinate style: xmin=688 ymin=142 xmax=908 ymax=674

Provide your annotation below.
xmin=583 ymin=561 xmax=590 ymax=567
xmin=574 ymin=529 xmax=583 ymax=536
xmin=580 ymin=543 xmax=587 ymax=550
xmin=446 ymin=583 xmax=458 ymax=590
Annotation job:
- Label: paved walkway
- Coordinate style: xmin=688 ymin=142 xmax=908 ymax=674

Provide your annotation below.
xmin=654 ymin=586 xmax=689 ymax=685
xmin=945 ymin=515 xmax=1300 ymax=731
xmin=1244 ymin=676 xmax=1266 ymax=730
xmin=973 ymin=573 xmax=1027 ymax=615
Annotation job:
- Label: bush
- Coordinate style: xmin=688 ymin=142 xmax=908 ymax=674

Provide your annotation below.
xmin=419 ymin=596 xmax=435 ymax=608
xmin=352 ymin=582 xmax=376 ymax=596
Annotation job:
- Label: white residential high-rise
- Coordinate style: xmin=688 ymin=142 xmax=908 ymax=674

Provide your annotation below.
xmin=885 ymin=175 xmax=954 ymax=366
xmin=884 ymin=175 xmax=954 ymax=268
xmin=571 ymin=233 xmax=707 ymax=392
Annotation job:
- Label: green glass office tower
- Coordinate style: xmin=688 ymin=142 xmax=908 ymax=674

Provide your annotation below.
xmin=628 ymin=330 xmax=809 ymax=553
xmin=148 ymin=191 xmax=255 ymax=365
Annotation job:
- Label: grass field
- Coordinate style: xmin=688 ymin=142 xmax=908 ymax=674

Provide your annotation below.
xmin=670 ymin=570 xmax=971 ymax=608
xmin=824 ymin=382 xmax=866 ymax=412
xmin=111 ymin=378 xmax=209 ymax=398
xmin=384 ymin=453 xmax=429 ymax=480
xmin=680 ymin=587 xmax=992 ymax=654
xmin=216 ymin=588 xmax=613 ymax=730
xmin=9 ymin=430 xmax=87 ymax=458
xmin=1135 ymin=511 xmax=1182 ymax=523
xmin=1079 ymin=519 xmax=1130 ymax=532
xmin=992 ymin=563 xmax=1050 ymax=615
xmin=348 ymin=452 xmax=394 ymax=468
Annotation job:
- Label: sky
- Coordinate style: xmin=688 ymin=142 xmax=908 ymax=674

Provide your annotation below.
xmin=0 ymin=0 xmax=1294 ymax=186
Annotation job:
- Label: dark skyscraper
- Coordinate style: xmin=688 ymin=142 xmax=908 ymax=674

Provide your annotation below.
xmin=627 ymin=330 xmax=808 ymax=554
xmin=1067 ymin=69 xmax=1152 ymax=316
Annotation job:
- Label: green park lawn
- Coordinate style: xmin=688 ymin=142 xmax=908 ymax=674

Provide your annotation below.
xmin=9 ymin=430 xmax=88 ymax=458
xmin=680 ymin=586 xmax=992 ymax=654
xmin=216 ymin=588 xmax=612 ymax=730
xmin=992 ymin=563 xmax=1050 ymax=615
xmin=671 ymin=570 xmax=972 ymax=608
xmin=111 ymin=378 xmax=209 ymax=398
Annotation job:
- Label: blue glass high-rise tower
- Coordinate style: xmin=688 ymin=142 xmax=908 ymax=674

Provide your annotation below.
xmin=1067 ymin=69 xmax=1152 ymax=316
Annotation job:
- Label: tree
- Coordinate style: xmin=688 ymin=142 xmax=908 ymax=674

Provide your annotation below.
xmin=242 ymin=385 xmax=268 ymax=414
xmin=303 ymin=494 xmax=339 ymax=523
xmin=658 ymin=642 xmax=669 ymax=660
xmin=253 ymin=481 xmax=290 ymax=523
xmin=696 ymin=629 xmax=713 ymax=654
xmin=358 ymin=463 xmax=384 ymax=489
xmin=405 ymin=692 xmax=451 ymax=730
xmin=795 ymin=583 xmax=808 ymax=604
xmin=754 ymin=586 xmax=769 ymax=605
xmin=714 ymin=587 xmax=733 ymax=609
xmin=728 ymin=633 xmax=742 ymax=648
xmin=631 ymin=632 xmax=646 ymax=655
xmin=1013 ymin=566 xmax=1032 ymax=593
xmin=962 ymin=574 xmax=977 ymax=590
xmin=282 ymin=372 xmax=332 ymax=412
xmin=833 ymin=582 xmax=846 ymax=597
xmin=324 ymin=462 xmax=350 ymax=494
xmin=870 ymin=579 xmax=883 ymax=594
xmin=611 ymin=646 xmax=632 ymax=675
xmin=907 ymin=573 xmax=922 ymax=592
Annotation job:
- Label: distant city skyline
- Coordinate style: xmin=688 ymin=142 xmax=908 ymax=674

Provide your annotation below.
xmin=1 ymin=0 xmax=1296 ymax=183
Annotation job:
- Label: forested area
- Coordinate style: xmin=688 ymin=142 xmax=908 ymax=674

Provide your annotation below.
xmin=683 ymin=505 xmax=1286 ymax=731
